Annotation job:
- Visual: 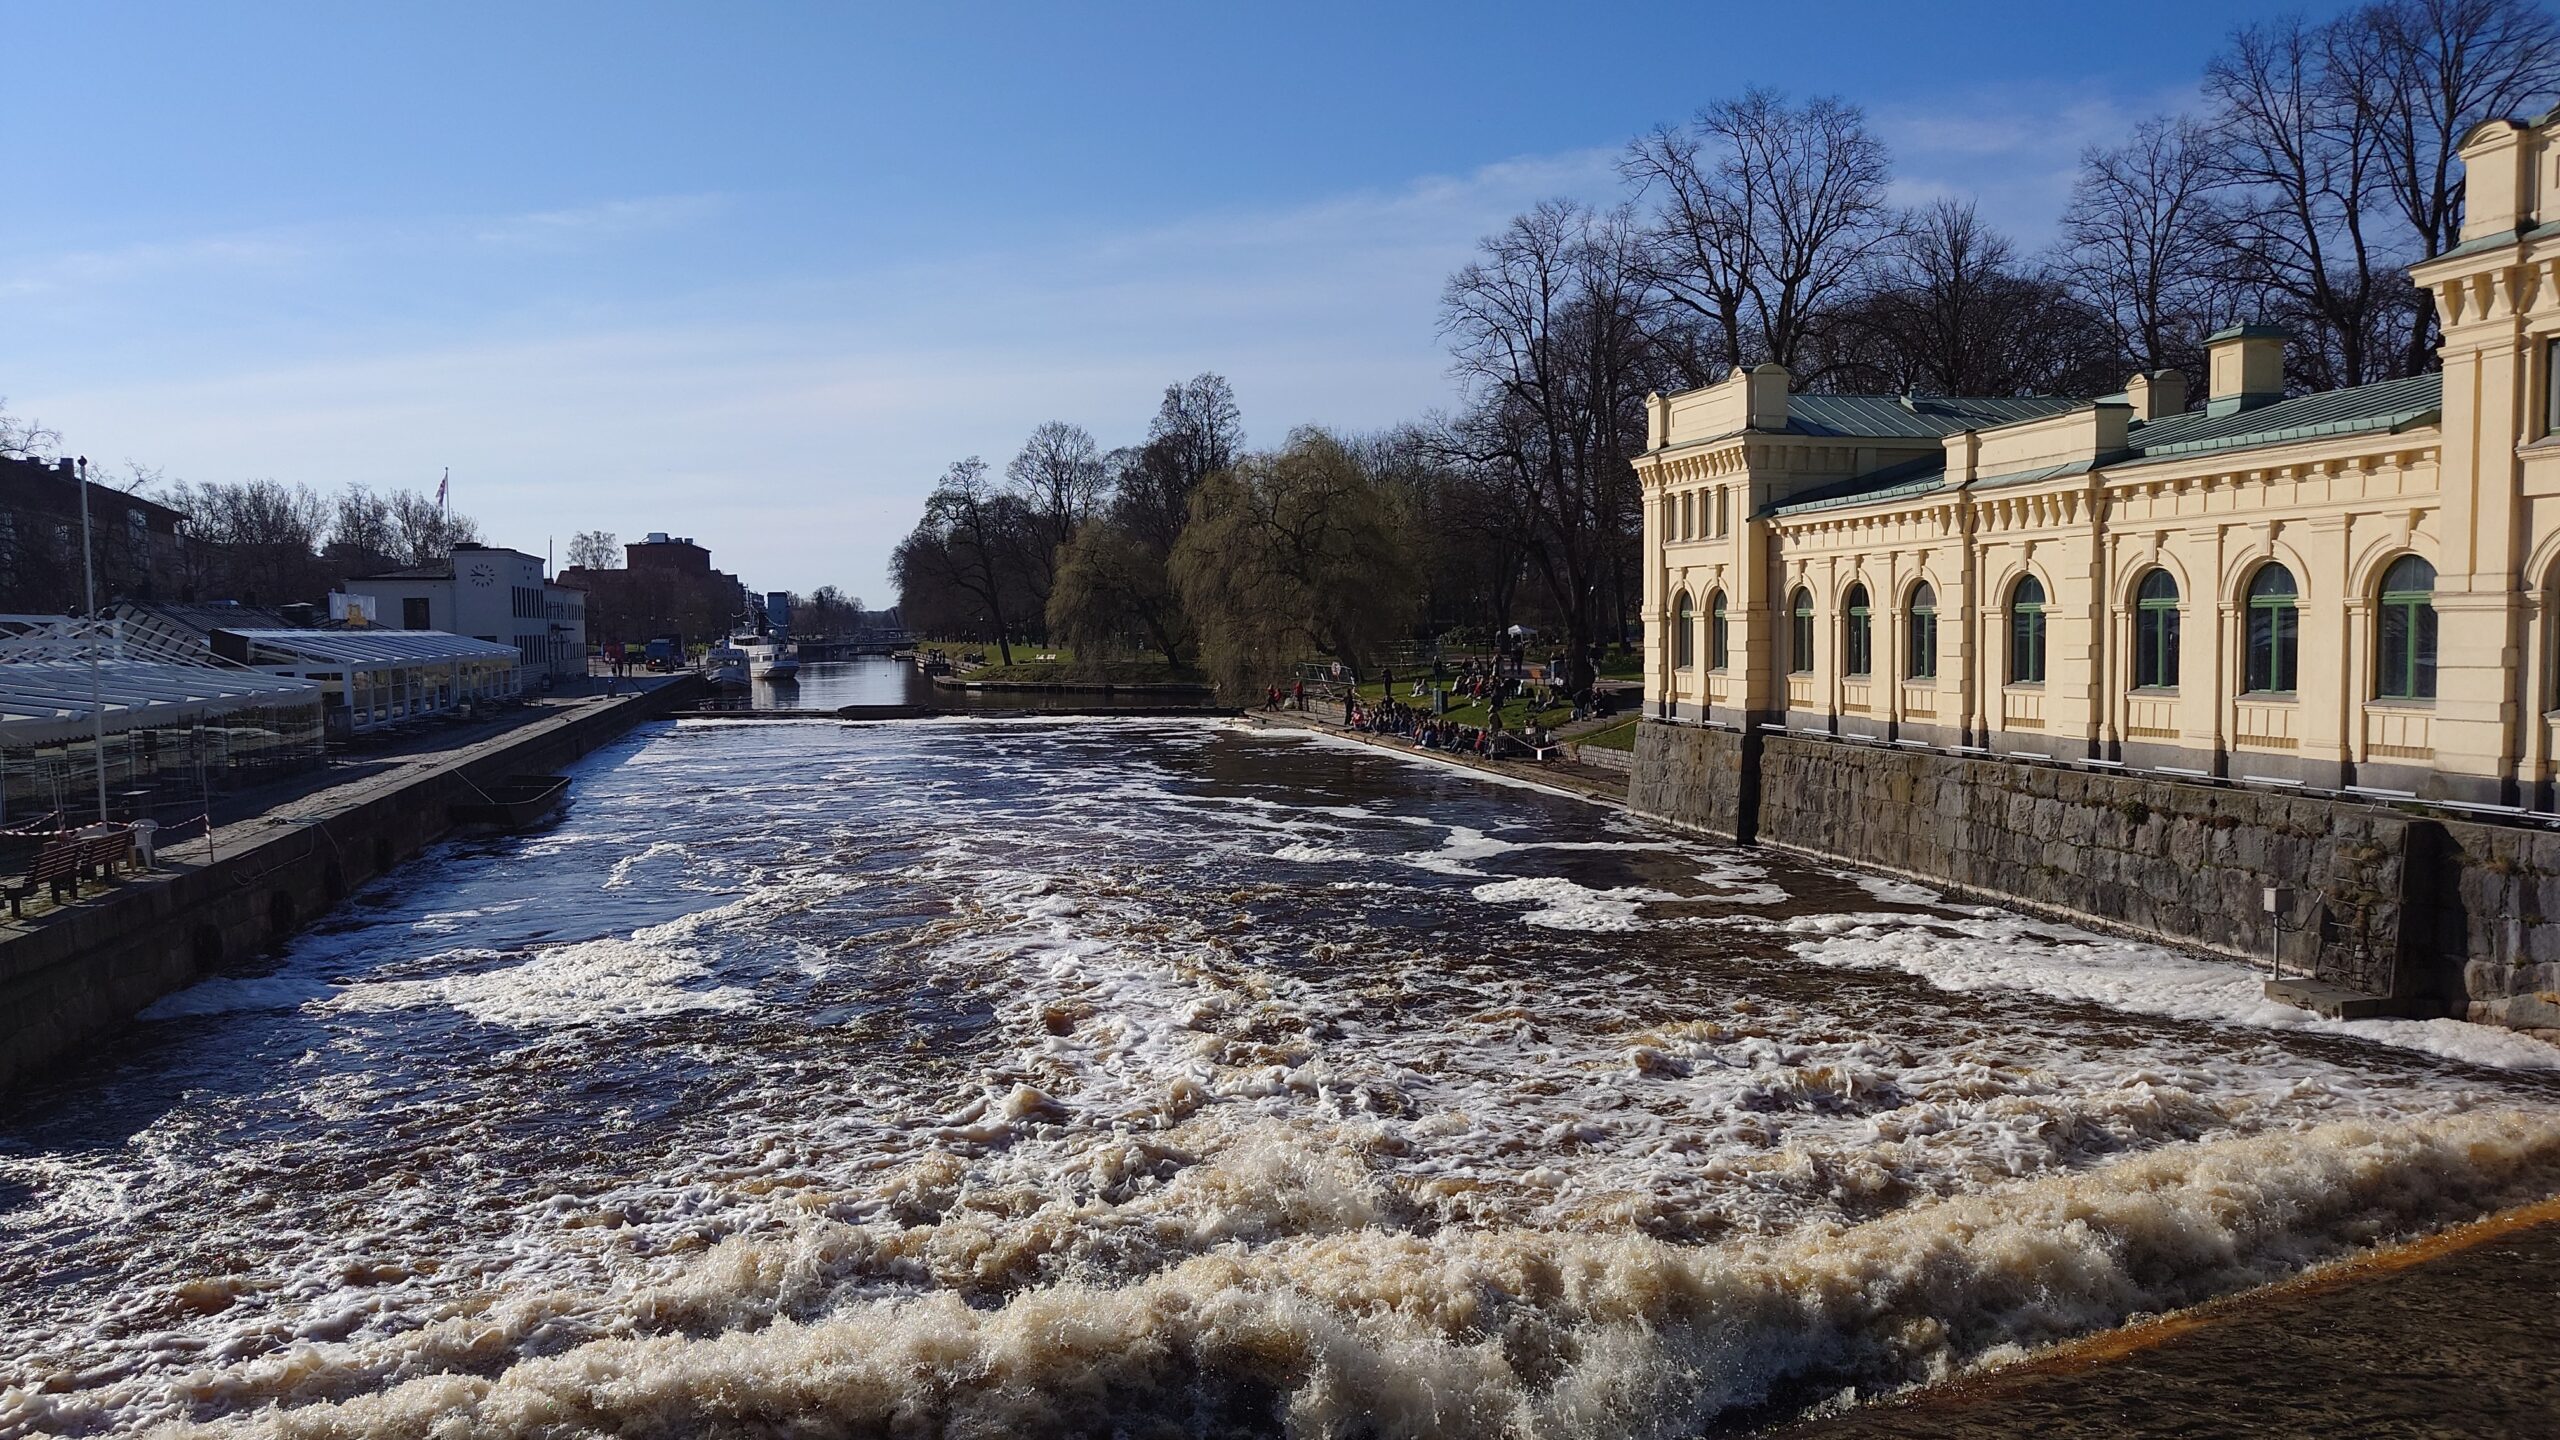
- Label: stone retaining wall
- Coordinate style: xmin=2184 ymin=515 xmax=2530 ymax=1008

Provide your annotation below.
xmin=1627 ymin=718 xmax=2560 ymax=1025
xmin=1628 ymin=723 xmax=1755 ymax=842
xmin=0 ymin=677 xmax=704 ymax=1095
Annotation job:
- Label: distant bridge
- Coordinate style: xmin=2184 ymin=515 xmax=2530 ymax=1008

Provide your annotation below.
xmin=796 ymin=628 xmax=911 ymax=661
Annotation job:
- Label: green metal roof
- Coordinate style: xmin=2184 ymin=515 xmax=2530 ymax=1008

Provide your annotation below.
xmin=1779 ymin=393 xmax=2082 ymax=439
xmin=2124 ymin=373 xmax=2440 ymax=460
xmin=1762 ymin=372 xmax=2442 ymax=519
xmin=1765 ymin=452 xmax=1950 ymax=517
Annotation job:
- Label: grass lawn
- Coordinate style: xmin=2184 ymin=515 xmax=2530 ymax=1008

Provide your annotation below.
xmin=1344 ymin=678 xmax=1575 ymax=733
xmin=908 ymin=639 xmax=1203 ymax=686
xmin=965 ymin=657 xmax=1204 ymax=686
xmin=1577 ymin=717 xmax=1641 ymax=751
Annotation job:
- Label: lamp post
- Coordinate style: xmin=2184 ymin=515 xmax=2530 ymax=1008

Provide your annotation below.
xmin=75 ymin=456 xmax=107 ymax=824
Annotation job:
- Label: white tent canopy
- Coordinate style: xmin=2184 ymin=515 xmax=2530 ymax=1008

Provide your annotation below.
xmin=0 ymin=661 xmax=323 ymax=748
xmin=220 ymin=627 xmax=524 ymax=733
xmin=217 ymin=627 xmax=523 ymax=667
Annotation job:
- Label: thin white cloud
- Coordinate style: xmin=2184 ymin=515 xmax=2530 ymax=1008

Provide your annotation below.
xmin=1873 ymin=81 xmax=2201 ymax=247
xmin=468 ymin=194 xmax=727 ymax=247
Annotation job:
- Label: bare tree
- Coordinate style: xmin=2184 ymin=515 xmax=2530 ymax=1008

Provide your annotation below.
xmin=567 ymin=530 xmax=622 ymax=571
xmin=2351 ymin=0 xmax=2560 ymax=369
xmin=1115 ymin=375 xmax=1243 ymax=557
xmin=1832 ymin=200 xmax=2121 ymax=397
xmin=1003 ymin=420 xmax=1109 ymax=614
xmin=2207 ymin=15 xmax=2418 ymax=388
xmin=387 ymin=490 xmax=480 ymax=567
xmin=0 ymin=401 xmax=59 ymax=461
xmin=1441 ymin=201 xmax=1663 ymax=686
xmin=893 ymin=457 xmax=1031 ymax=664
xmin=2056 ymin=115 xmax=2239 ymax=388
xmin=324 ymin=486 xmax=402 ymax=574
xmin=1623 ymin=89 xmax=1899 ymax=385
xmin=167 ymin=479 xmax=335 ymax=606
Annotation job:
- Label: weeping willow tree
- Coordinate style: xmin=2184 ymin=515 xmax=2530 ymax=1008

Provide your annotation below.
xmin=1168 ymin=428 xmax=1416 ymax=701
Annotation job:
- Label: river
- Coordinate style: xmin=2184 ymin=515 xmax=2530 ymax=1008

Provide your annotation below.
xmin=6 ymin=709 xmax=2560 ymax=1438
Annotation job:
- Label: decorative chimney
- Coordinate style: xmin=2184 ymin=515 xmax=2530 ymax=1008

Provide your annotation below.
xmin=2123 ymin=370 xmax=2188 ymax=422
xmin=2204 ymin=325 xmax=2289 ymax=417
xmin=1741 ymin=363 xmax=1790 ymax=431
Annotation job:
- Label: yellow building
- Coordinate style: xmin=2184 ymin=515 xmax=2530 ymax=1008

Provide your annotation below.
xmin=1637 ymin=111 xmax=2560 ymax=809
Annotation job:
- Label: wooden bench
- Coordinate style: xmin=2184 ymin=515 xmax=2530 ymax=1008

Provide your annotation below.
xmin=76 ymin=827 xmax=132 ymax=882
xmin=6 ymin=836 xmax=87 ymax=919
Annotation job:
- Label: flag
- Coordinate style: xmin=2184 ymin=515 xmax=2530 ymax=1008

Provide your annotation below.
xmin=436 ymin=468 xmax=449 ymax=509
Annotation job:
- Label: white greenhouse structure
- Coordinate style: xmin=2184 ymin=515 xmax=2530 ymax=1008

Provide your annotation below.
xmin=211 ymin=628 xmax=525 ymax=735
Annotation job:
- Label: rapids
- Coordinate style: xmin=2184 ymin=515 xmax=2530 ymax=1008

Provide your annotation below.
xmin=5 ymin=713 xmax=2559 ymax=1438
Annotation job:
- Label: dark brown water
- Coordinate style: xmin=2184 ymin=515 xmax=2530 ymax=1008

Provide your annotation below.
xmin=751 ymin=655 xmax=1207 ymax=712
xmin=4 ymin=717 xmax=2559 ymax=1438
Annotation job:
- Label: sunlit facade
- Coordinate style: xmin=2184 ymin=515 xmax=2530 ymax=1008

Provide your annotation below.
xmin=1638 ymin=110 xmax=2560 ymax=808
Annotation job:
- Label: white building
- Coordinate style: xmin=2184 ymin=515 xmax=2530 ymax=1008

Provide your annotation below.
xmin=342 ymin=544 xmax=587 ymax=680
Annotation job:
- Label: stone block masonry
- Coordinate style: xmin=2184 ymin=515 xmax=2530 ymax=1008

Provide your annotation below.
xmin=1631 ymin=718 xmax=2560 ymax=1030
xmin=0 ymin=676 xmax=706 ymax=1096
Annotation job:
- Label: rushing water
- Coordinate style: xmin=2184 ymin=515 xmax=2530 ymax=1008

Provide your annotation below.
xmin=7 ymin=716 xmax=2560 ymax=1439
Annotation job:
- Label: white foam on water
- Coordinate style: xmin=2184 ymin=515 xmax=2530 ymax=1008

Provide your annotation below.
xmin=601 ymin=840 xmax=690 ymax=891
xmin=329 ymin=936 xmax=755 ymax=1028
xmin=1471 ymin=875 xmax=1679 ymax=931
xmin=1789 ymin=908 xmax=2560 ymax=1070
xmin=89 ymin=1110 xmax=2560 ymax=1440
xmin=1852 ymin=872 xmax=1944 ymax=906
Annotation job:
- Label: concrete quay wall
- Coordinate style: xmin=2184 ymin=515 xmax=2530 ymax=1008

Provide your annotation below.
xmin=0 ymin=676 xmax=705 ymax=1095
xmin=1632 ymin=719 xmax=2560 ymax=1032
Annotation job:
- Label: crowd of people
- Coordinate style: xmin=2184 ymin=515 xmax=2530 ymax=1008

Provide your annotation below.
xmin=1262 ymin=650 xmax=1624 ymax=765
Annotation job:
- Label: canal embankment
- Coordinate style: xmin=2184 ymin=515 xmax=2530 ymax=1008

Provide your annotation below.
xmin=0 ymin=674 xmax=705 ymax=1095
xmin=1631 ymin=718 xmax=2560 ymax=1038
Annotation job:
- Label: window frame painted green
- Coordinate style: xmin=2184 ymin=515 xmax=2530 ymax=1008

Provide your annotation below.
xmin=2244 ymin=563 xmax=2300 ymax=696
xmin=1709 ymin=591 xmax=1729 ymax=670
xmin=1906 ymin=582 xmax=1938 ymax=680
xmin=1788 ymin=587 xmax=1815 ymax=676
xmin=2134 ymin=568 xmax=2180 ymax=690
xmin=1843 ymin=583 xmax=1873 ymax=677
xmin=1672 ymin=591 xmax=1695 ymax=670
xmin=2375 ymin=555 xmax=2437 ymax=701
xmin=2008 ymin=575 xmax=2048 ymax=685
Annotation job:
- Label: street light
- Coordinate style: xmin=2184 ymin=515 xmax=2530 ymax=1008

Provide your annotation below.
xmin=75 ymin=456 xmax=107 ymax=823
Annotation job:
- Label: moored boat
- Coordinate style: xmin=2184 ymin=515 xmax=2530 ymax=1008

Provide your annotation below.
xmin=735 ymin=633 xmax=800 ymax=682
xmin=706 ymin=645 xmax=751 ymax=692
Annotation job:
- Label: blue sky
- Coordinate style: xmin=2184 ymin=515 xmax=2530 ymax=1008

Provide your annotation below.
xmin=1 ymin=0 xmax=2343 ymax=599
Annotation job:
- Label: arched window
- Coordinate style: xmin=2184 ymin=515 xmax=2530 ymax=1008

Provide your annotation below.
xmin=2009 ymin=575 xmax=2047 ymax=684
xmin=1709 ymin=591 xmax=1729 ymax=669
xmin=1843 ymin=584 xmax=1873 ymax=676
xmin=1788 ymin=587 xmax=1815 ymax=675
xmin=2245 ymin=563 xmax=2299 ymax=694
xmin=2376 ymin=555 xmax=2437 ymax=700
xmin=1673 ymin=591 xmax=1696 ymax=669
xmin=1907 ymin=582 xmax=1938 ymax=680
xmin=2135 ymin=568 xmax=2180 ymax=689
